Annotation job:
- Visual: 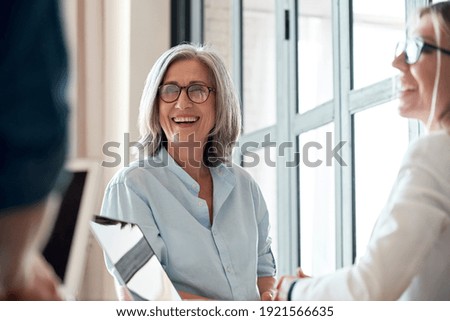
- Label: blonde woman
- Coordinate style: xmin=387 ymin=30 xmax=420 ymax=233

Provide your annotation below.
xmin=276 ymin=2 xmax=450 ymax=300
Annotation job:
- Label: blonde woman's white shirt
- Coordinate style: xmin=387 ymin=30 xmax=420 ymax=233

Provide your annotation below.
xmin=291 ymin=131 xmax=450 ymax=300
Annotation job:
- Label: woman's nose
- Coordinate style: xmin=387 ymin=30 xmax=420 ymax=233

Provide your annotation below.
xmin=175 ymin=89 xmax=192 ymax=109
xmin=392 ymin=51 xmax=408 ymax=71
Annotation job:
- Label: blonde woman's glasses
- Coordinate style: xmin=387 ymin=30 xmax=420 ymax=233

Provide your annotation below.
xmin=395 ymin=38 xmax=450 ymax=64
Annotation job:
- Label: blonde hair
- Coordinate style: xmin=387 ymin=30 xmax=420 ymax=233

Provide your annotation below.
xmin=420 ymin=2 xmax=450 ymax=131
xmin=138 ymin=43 xmax=241 ymax=165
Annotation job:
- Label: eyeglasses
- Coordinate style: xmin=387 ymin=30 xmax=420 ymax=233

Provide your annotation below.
xmin=158 ymin=84 xmax=216 ymax=104
xmin=395 ymin=38 xmax=450 ymax=64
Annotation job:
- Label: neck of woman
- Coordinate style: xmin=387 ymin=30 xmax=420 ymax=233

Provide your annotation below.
xmin=167 ymin=141 xmax=209 ymax=182
xmin=424 ymin=117 xmax=443 ymax=133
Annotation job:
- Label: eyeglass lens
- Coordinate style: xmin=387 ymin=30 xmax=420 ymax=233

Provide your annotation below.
xmin=159 ymin=84 xmax=211 ymax=103
xmin=396 ymin=39 xmax=422 ymax=64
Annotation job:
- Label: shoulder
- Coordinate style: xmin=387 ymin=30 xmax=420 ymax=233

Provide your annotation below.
xmin=220 ymin=162 xmax=259 ymax=186
xmin=409 ymin=131 xmax=449 ymax=151
xmin=219 ymin=162 xmax=266 ymax=202
xmin=401 ymin=131 xmax=450 ymax=183
xmin=106 ymin=158 xmax=162 ymax=189
xmin=404 ymin=132 xmax=449 ymax=164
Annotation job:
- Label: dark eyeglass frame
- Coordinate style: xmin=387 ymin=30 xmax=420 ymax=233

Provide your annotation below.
xmin=396 ymin=37 xmax=450 ymax=64
xmin=158 ymin=83 xmax=216 ymax=104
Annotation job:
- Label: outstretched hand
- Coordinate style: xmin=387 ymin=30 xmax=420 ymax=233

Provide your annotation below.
xmin=2 ymin=254 xmax=62 ymax=300
xmin=296 ymin=267 xmax=309 ymax=278
xmin=274 ymin=267 xmax=310 ymax=301
xmin=260 ymin=289 xmax=276 ymax=301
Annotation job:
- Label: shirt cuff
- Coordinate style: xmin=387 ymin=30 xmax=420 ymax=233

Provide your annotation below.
xmin=287 ymin=280 xmax=298 ymax=301
xmin=257 ymin=250 xmax=277 ymax=277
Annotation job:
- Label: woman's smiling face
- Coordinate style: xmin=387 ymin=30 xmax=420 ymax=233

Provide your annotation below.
xmin=392 ymin=13 xmax=450 ymax=129
xmin=158 ymin=59 xmax=216 ymax=146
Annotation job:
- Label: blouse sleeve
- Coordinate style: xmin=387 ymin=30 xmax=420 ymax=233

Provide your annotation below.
xmin=252 ymin=180 xmax=277 ymax=278
xmin=100 ymin=175 xmax=169 ymax=270
xmin=290 ymin=136 xmax=450 ymax=300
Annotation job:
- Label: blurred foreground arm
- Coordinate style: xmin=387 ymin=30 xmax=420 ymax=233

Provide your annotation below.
xmin=0 ymin=201 xmax=62 ymax=300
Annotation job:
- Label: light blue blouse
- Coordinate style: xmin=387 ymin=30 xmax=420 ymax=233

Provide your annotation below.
xmin=100 ymin=147 xmax=276 ymax=300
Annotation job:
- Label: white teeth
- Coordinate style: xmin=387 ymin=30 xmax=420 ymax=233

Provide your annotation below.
xmin=399 ymin=85 xmax=416 ymax=92
xmin=400 ymin=83 xmax=416 ymax=91
xmin=172 ymin=116 xmax=199 ymax=123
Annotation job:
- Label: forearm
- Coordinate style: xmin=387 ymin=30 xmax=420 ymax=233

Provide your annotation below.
xmin=258 ymin=276 xmax=276 ymax=300
xmin=0 ymin=198 xmax=58 ymax=296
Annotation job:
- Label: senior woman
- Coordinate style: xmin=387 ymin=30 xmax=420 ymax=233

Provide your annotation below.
xmin=100 ymin=43 xmax=276 ymax=300
xmin=276 ymin=2 xmax=450 ymax=301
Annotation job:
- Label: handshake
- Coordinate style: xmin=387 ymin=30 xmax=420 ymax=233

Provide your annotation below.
xmin=261 ymin=267 xmax=309 ymax=301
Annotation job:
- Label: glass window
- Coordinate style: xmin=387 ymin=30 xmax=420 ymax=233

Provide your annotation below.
xmin=242 ymin=0 xmax=276 ymax=132
xmin=353 ymin=100 xmax=410 ymax=261
xmin=243 ymin=147 xmax=278 ymax=262
xmin=297 ymin=0 xmax=333 ymax=113
xmin=203 ymin=0 xmax=414 ymax=277
xmin=352 ymin=0 xmax=405 ymax=89
xmin=299 ymin=123 xmax=336 ymax=275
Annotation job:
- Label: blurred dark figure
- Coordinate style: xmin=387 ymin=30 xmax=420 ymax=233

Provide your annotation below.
xmin=0 ymin=0 xmax=69 ymax=300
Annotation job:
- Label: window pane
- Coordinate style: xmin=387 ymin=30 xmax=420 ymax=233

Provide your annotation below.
xmin=352 ymin=0 xmax=405 ymax=89
xmin=204 ymin=0 xmax=233 ymax=72
xmin=242 ymin=0 xmax=276 ymax=132
xmin=298 ymin=0 xmax=333 ymax=113
xmin=243 ymin=147 xmax=278 ymax=262
xmin=299 ymin=123 xmax=336 ymax=275
xmin=353 ymin=100 xmax=410 ymax=260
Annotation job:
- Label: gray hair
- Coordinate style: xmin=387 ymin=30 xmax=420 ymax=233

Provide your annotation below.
xmin=138 ymin=43 xmax=242 ymax=165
